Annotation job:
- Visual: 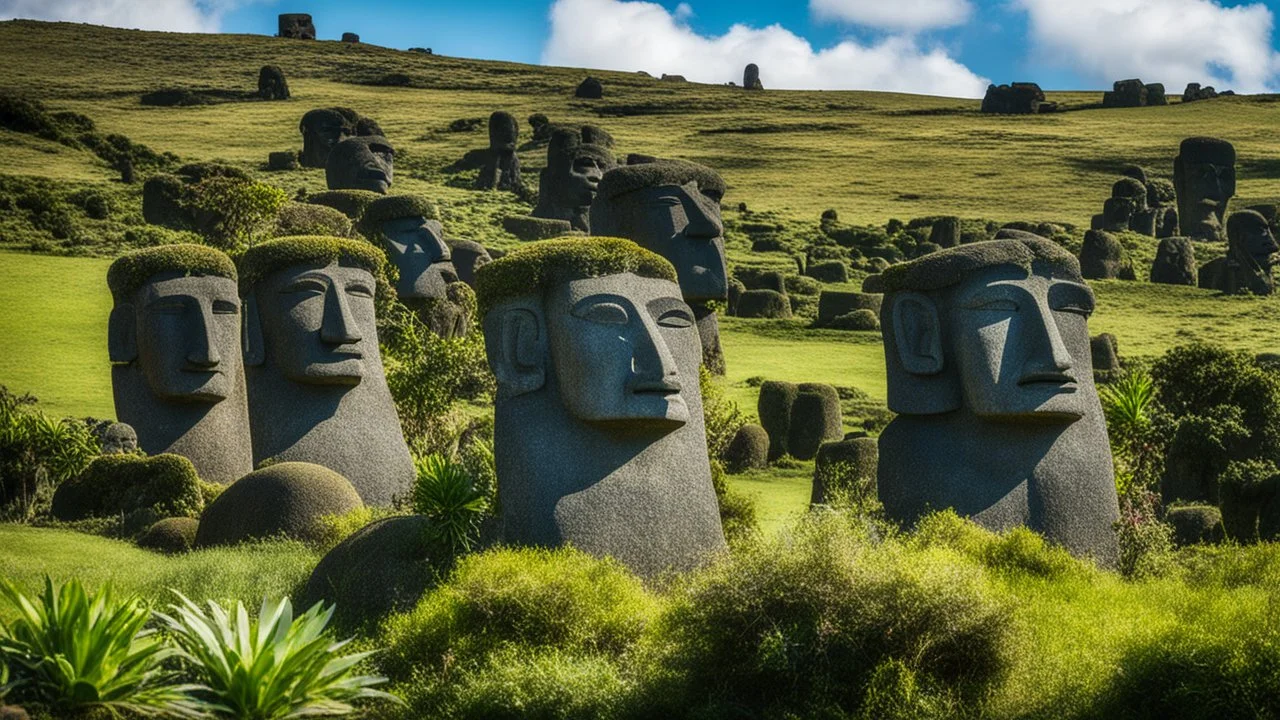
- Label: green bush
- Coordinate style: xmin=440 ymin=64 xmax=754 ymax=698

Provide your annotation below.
xmin=0 ymin=577 xmax=194 ymax=716
xmin=51 ymin=453 xmax=204 ymax=525
xmin=0 ymin=387 xmax=99 ymax=521
xmin=910 ymin=510 xmax=1088 ymax=581
xmin=639 ymin=513 xmax=1013 ymax=717
xmin=186 ymin=175 xmax=288 ymax=251
xmin=411 ymin=454 xmax=489 ymax=557
xmin=380 ymin=547 xmax=657 ymax=683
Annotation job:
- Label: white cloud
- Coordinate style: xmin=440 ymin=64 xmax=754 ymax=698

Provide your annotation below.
xmin=1014 ymin=0 xmax=1280 ymax=93
xmin=810 ymin=0 xmax=972 ymax=32
xmin=542 ymin=0 xmax=989 ymax=97
xmin=0 ymin=0 xmax=252 ymax=33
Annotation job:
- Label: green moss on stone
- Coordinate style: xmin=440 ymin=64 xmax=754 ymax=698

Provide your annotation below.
xmin=475 ymin=236 xmax=677 ymax=315
xmin=356 ymin=194 xmax=438 ymax=239
xmin=107 ymin=243 xmax=236 ymax=302
xmin=863 ymin=237 xmax=1080 ymax=294
xmin=238 ymin=235 xmax=387 ymax=295
xmin=596 ymin=159 xmax=726 ymax=201
xmin=274 ymin=202 xmax=353 ymax=238
xmin=307 ymin=189 xmax=383 ymax=220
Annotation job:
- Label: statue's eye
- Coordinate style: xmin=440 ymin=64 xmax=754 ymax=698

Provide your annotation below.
xmin=657 ymin=309 xmax=694 ymax=328
xmin=649 ymin=196 xmax=682 ymax=208
xmin=284 ymin=279 xmax=327 ymax=296
xmin=576 ymin=302 xmax=629 ymax=325
xmin=347 ymin=283 xmax=374 ymax=299
xmin=212 ymin=300 xmax=238 ymax=315
xmin=1054 ymin=304 xmax=1092 ymax=317
xmin=149 ymin=300 xmax=186 ymax=315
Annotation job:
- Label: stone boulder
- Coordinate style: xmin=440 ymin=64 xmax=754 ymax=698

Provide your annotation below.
xmin=1146 ymin=83 xmax=1168 ymax=106
xmin=981 ymin=83 xmax=1046 ymax=114
xmin=137 ymin=517 xmax=199 ymax=554
xmin=1150 ymin=236 xmax=1197 ymax=286
xmin=929 ymin=217 xmax=961 ymax=248
xmin=811 ymin=436 xmax=878 ymax=506
xmin=1102 ymin=78 xmax=1147 ymax=108
xmin=1182 ymin=83 xmax=1219 ymax=103
xmin=743 ymin=63 xmax=763 ymax=90
xmin=1079 ymin=229 xmax=1125 ymax=280
xmin=195 ymin=462 xmax=363 ymax=547
xmin=257 ymin=65 xmax=289 ymax=101
xmin=277 ymin=13 xmax=315 ymax=40
xmin=575 ymin=77 xmax=603 ymax=99
xmin=341 ymin=32 xmax=359 ymax=43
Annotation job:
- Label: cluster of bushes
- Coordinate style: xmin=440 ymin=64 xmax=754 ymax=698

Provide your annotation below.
xmin=0 ymin=387 xmax=99 ymax=522
xmin=0 ymin=93 xmax=175 ymax=171
xmin=143 ymin=163 xmax=289 ymax=252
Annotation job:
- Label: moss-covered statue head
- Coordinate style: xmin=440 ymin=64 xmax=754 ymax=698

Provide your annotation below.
xmin=591 ymin=159 xmax=728 ymax=303
xmin=326 ymin=135 xmax=395 ymax=194
xmin=299 ymin=108 xmax=355 ymax=168
xmin=358 ymin=194 xmax=458 ymax=300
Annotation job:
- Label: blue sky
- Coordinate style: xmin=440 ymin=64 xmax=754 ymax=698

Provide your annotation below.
xmin=4 ymin=0 xmax=1279 ymax=96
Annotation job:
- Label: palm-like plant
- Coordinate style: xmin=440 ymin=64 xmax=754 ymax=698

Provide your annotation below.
xmin=1099 ymin=369 xmax=1161 ymax=494
xmin=411 ymin=453 xmax=489 ymax=555
xmin=0 ymin=577 xmax=201 ymax=717
xmin=158 ymin=594 xmax=397 ymax=719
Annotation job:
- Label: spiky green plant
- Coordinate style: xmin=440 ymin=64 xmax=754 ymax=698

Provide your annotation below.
xmin=0 ymin=576 xmax=201 ymax=716
xmin=158 ymin=594 xmax=397 ymax=719
xmin=1099 ymin=369 xmax=1162 ymax=494
xmin=411 ymin=453 xmax=489 ymax=556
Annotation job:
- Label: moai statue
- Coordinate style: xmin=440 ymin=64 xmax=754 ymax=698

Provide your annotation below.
xmin=1175 ymin=137 xmax=1235 ymax=241
xmin=299 ymin=108 xmax=354 ymax=169
xmin=1198 ymin=210 xmax=1279 ymax=295
xmin=476 ymin=237 xmax=727 ymax=578
xmin=744 ymin=63 xmax=763 ymax=90
xmin=100 ymin=423 xmax=138 ymax=455
xmin=1112 ymin=178 xmax=1155 ymax=236
xmin=107 ymin=245 xmax=253 ymax=484
xmin=258 ymin=65 xmax=290 ymax=101
xmin=357 ymin=195 xmax=458 ymax=301
xmin=447 ymin=239 xmax=493 ymax=287
xmin=240 ymin=236 xmax=414 ymax=506
xmin=591 ymin=159 xmax=729 ymax=375
xmin=867 ymin=237 xmax=1121 ymax=565
xmin=1150 ymin=236 xmax=1197 ymax=286
xmin=277 ymin=13 xmax=316 ymax=40
xmin=326 ymin=136 xmax=394 ymax=194
xmin=1146 ymin=178 xmax=1179 ymax=239
xmin=476 ymin=111 xmax=525 ymax=193
xmin=531 ymin=128 xmax=615 ymax=232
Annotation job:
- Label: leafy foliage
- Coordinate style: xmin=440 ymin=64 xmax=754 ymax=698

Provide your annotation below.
xmin=184 ymin=177 xmax=288 ymax=252
xmin=0 ymin=387 xmax=99 ymax=521
xmin=0 ymin=576 xmax=199 ymax=716
xmin=411 ymin=454 xmax=489 ymax=557
xmin=159 ymin=594 xmax=397 ymax=719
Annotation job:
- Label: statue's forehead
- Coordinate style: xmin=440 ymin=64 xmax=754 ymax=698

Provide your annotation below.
xmin=553 ymin=273 xmax=684 ymax=306
xmin=265 ymin=261 xmax=375 ymax=285
xmin=951 ymin=264 xmax=1087 ymax=295
xmin=139 ymin=273 xmax=238 ymax=300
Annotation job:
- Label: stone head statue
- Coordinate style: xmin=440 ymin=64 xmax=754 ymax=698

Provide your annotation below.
xmin=531 ymin=128 xmax=615 ymax=232
xmin=1202 ymin=210 xmax=1280 ymax=295
xmin=744 ymin=63 xmax=763 ymax=90
xmin=101 ymin=423 xmax=138 ymax=455
xmin=278 ymin=13 xmax=315 ymax=40
xmin=299 ymin=108 xmax=354 ymax=168
xmin=489 ymin=111 xmax=518 ymax=152
xmin=258 ymin=65 xmax=289 ymax=101
xmin=446 ymin=239 xmax=493 ymax=287
xmin=477 ymin=111 xmax=524 ymax=192
xmin=326 ymin=136 xmax=394 ymax=194
xmin=358 ymin=195 xmax=458 ymax=300
xmin=476 ymin=237 xmax=726 ymax=577
xmin=107 ymin=244 xmax=252 ymax=483
xmin=240 ymin=236 xmax=413 ymax=506
xmin=1175 ymin=137 xmax=1236 ymax=241
xmin=867 ymin=237 xmax=1119 ymax=564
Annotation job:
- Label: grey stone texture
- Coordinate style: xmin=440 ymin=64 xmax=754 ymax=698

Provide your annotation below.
xmin=303 ymin=515 xmax=439 ymax=627
xmin=108 ymin=245 xmax=253 ymax=484
xmin=299 ymin=108 xmax=353 ymax=169
xmin=195 ymin=462 xmax=363 ymax=547
xmin=929 ymin=217 xmax=961 ymax=248
xmin=447 ymin=239 xmax=493 ymax=287
xmin=101 ymin=422 xmax=138 ymax=455
xmin=1183 ymin=83 xmax=1219 ymax=103
xmin=723 ymin=423 xmax=769 ymax=473
xmin=575 ymin=77 xmax=603 ymax=99
xmin=1198 ymin=210 xmax=1279 ymax=295
xmin=1175 ymin=137 xmax=1235 ymax=241
xmin=277 ymin=13 xmax=315 ymax=40
xmin=875 ymin=237 xmax=1121 ymax=566
xmin=1079 ymin=229 xmax=1126 ymax=280
xmin=358 ymin=195 xmax=459 ymax=301
xmin=326 ymin=136 xmax=395 ymax=194
xmin=744 ymin=63 xmax=763 ymax=90
xmin=811 ymin=436 xmax=878 ymax=506
xmin=1102 ymin=78 xmax=1148 ymax=108
xmin=1146 ymin=83 xmax=1168 ymax=106
xmin=258 ymin=65 xmax=289 ymax=100
xmin=137 ymin=517 xmax=199 ymax=554
xmin=478 ymin=239 xmax=727 ymax=578
xmin=590 ymin=159 xmax=729 ymax=372
xmin=1100 ymin=197 xmax=1135 ymax=232
xmin=502 ymin=215 xmax=577 ymax=241
xmin=241 ymin=238 xmax=415 ymax=506
xmin=341 ymin=32 xmax=359 ymax=43
xmin=981 ymin=83 xmax=1047 ymax=114
xmin=1090 ymin=333 xmax=1120 ymax=374
xmin=477 ymin=111 xmax=525 ymax=193
xmin=736 ymin=289 xmax=791 ymax=318
xmin=1150 ymin=236 xmax=1197 ymax=286
xmin=532 ymin=128 xmax=615 ymax=231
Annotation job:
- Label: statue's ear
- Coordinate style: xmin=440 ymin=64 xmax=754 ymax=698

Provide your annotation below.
xmin=107 ymin=304 xmax=137 ymax=363
xmin=242 ymin=293 xmax=265 ymax=367
xmin=483 ymin=301 xmax=546 ymax=398
xmin=891 ymin=292 xmax=944 ymax=376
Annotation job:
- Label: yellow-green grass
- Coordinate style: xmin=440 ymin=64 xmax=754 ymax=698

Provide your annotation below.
xmin=0 ymin=251 xmax=112 ymax=418
xmin=724 ymin=463 xmax=815 ymax=537
xmin=0 ymin=524 xmax=319 ymax=623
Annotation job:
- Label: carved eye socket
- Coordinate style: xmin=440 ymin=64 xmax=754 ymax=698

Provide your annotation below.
xmin=1053 ymin=303 xmax=1092 ymax=317
xmin=285 ymin=279 xmax=326 ymax=296
xmin=657 ymin=309 xmax=694 ymax=328
xmin=212 ymin=300 xmax=238 ymax=315
xmin=347 ymin=283 xmax=375 ymax=299
xmin=576 ymin=302 xmax=629 ymax=325
xmin=150 ymin=300 xmax=186 ymax=315
xmin=648 ymin=196 xmax=682 ymax=208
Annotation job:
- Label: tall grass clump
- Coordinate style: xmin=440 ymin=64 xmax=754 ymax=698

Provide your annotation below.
xmin=410 ymin=453 xmax=489 ymax=557
xmin=0 ymin=577 xmax=199 ymax=717
xmin=636 ymin=511 xmax=1013 ymax=718
xmin=159 ymin=594 xmax=398 ymax=718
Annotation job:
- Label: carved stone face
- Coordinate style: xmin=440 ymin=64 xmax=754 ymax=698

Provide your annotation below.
xmin=544 ymin=274 xmax=699 ymax=428
xmin=380 ymin=216 xmax=459 ymax=299
xmin=326 ymin=137 xmax=394 ymax=194
xmin=101 ymin=423 xmax=138 ymax=454
xmin=948 ymin=266 xmax=1095 ymax=422
xmin=253 ymin=262 xmax=378 ymax=386
xmin=490 ymin=113 xmax=518 ymax=152
xmin=606 ymin=181 xmax=727 ymax=302
xmin=133 ymin=274 xmax=241 ymax=402
xmin=563 ymin=154 xmax=606 ymax=207
xmin=301 ymin=113 xmax=350 ymax=167
xmin=1178 ymin=159 xmax=1235 ymax=239
xmin=1231 ymin=216 xmax=1279 ymax=268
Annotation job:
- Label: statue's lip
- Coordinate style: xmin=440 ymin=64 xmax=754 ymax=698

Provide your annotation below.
xmin=181 ymin=366 xmax=221 ymax=374
xmin=318 ymin=348 xmax=363 ymax=359
xmin=1018 ymin=372 xmax=1077 ymax=387
xmin=631 ymin=379 xmax=682 ymax=395
xmin=360 ymin=168 xmax=389 ymax=181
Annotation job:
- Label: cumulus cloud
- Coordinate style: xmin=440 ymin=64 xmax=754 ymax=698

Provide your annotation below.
xmin=1014 ymin=0 xmax=1280 ymax=93
xmin=0 ymin=0 xmax=251 ymax=33
xmin=810 ymin=0 xmax=973 ymax=32
xmin=542 ymin=0 xmax=989 ymax=97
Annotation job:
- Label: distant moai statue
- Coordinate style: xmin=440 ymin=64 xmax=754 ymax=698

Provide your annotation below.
xmin=1175 ymin=137 xmax=1235 ymax=241
xmin=476 ymin=111 xmax=525 ymax=193
xmin=258 ymin=65 xmax=290 ymax=101
xmin=1198 ymin=210 xmax=1279 ymax=295
xmin=744 ymin=63 xmax=763 ymax=90
xmin=326 ymin=136 xmax=395 ymax=194
xmin=531 ymin=128 xmax=614 ymax=232
xmin=277 ymin=13 xmax=316 ymax=40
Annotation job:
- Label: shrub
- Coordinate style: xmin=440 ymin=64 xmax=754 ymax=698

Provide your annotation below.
xmin=699 ymin=366 xmax=745 ymax=461
xmin=379 ymin=547 xmax=657 ymax=683
xmin=51 ymin=453 xmax=204 ymax=525
xmin=787 ymin=383 xmax=843 ymax=461
xmin=136 ymin=516 xmax=199 ymax=554
xmin=186 ymin=175 xmax=288 ymax=251
xmin=830 ymin=308 xmax=880 ymax=331
xmin=639 ymin=513 xmax=1012 ymax=716
xmin=0 ymin=388 xmax=99 ymax=521
xmin=722 ymin=424 xmax=769 ymax=474
xmin=274 ymin=201 xmax=353 ymax=238
xmin=0 ymin=577 xmax=194 ymax=716
xmin=411 ymin=454 xmax=489 ymax=557
xmin=1152 ymin=343 xmax=1280 ymax=459
xmin=1218 ymin=459 xmax=1280 ymax=541
xmin=160 ymin=594 xmax=397 ymax=718
xmin=1166 ymin=504 xmax=1224 ymax=546
xmin=808 ymin=259 xmax=849 ymax=283
xmin=195 ymin=462 xmax=363 ymax=548
xmin=812 ymin=437 xmax=878 ymax=509
xmin=735 ymin=289 xmax=791 ymax=318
